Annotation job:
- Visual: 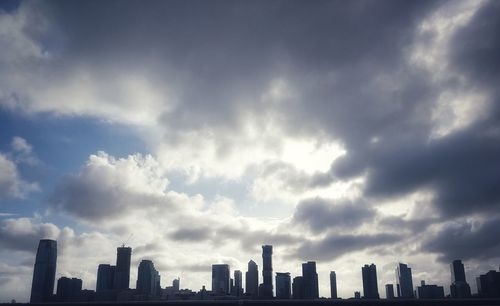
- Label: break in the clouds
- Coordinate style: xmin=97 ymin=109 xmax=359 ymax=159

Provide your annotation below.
xmin=1 ymin=0 xmax=500 ymax=302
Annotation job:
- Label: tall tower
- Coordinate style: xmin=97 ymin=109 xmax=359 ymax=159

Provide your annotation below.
xmin=114 ymin=246 xmax=132 ymax=290
xmin=330 ymin=271 xmax=337 ymax=299
xmin=261 ymin=245 xmax=273 ymax=298
xmin=362 ymin=264 xmax=379 ymax=299
xmin=396 ymin=263 xmax=414 ymax=298
xmin=212 ymin=264 xmax=230 ymax=294
xmin=246 ymin=260 xmax=259 ymax=298
xmin=30 ymin=239 xmax=57 ymax=303
xmin=302 ymin=261 xmax=319 ymax=299
xmin=234 ymin=270 xmax=243 ymax=297
xmin=450 ymin=260 xmax=471 ymax=298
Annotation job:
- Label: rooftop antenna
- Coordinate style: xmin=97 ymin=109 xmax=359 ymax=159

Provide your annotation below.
xmin=122 ymin=233 xmax=133 ymax=247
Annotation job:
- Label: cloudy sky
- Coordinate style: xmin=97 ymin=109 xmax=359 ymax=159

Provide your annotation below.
xmin=1 ymin=0 xmax=500 ymax=302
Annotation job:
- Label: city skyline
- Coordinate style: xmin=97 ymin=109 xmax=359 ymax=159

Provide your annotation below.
xmin=28 ymin=239 xmax=500 ymax=303
xmin=1 ymin=0 xmax=500 ymax=303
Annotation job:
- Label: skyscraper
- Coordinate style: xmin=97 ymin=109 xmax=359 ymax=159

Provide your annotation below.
xmin=385 ymin=284 xmax=395 ymax=299
xmin=396 ymin=263 xmax=414 ymax=298
xmin=362 ymin=264 xmax=379 ymax=299
xmin=136 ymin=260 xmax=160 ymax=296
xmin=96 ymin=264 xmax=115 ymax=292
xmin=275 ymin=272 xmax=291 ymax=299
xmin=330 ymin=271 xmax=337 ymax=299
xmin=302 ymin=261 xmax=319 ymax=299
xmin=234 ymin=270 xmax=243 ymax=297
xmin=450 ymin=260 xmax=471 ymax=298
xmin=30 ymin=239 xmax=57 ymax=303
xmin=261 ymin=245 xmax=273 ymax=298
xmin=56 ymin=277 xmax=82 ymax=302
xmin=292 ymin=276 xmax=303 ymax=299
xmin=212 ymin=264 xmax=230 ymax=295
xmin=246 ymin=260 xmax=259 ymax=298
xmin=114 ymin=246 xmax=132 ymax=290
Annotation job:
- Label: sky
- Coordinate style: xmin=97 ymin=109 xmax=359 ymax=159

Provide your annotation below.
xmin=1 ymin=0 xmax=500 ymax=302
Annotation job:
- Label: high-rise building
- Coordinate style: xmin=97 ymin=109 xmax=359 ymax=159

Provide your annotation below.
xmin=136 ymin=260 xmax=160 ymax=296
xmin=246 ymin=260 xmax=259 ymax=298
xmin=96 ymin=264 xmax=115 ymax=292
xmin=261 ymin=245 xmax=273 ymax=298
xmin=362 ymin=264 xmax=379 ymax=299
xmin=275 ymin=272 xmax=291 ymax=299
xmin=385 ymin=284 xmax=395 ymax=299
xmin=30 ymin=239 xmax=57 ymax=303
xmin=416 ymin=280 xmax=444 ymax=299
xmin=476 ymin=270 xmax=500 ymax=298
xmin=302 ymin=261 xmax=319 ymax=299
xmin=212 ymin=264 xmax=230 ymax=295
xmin=330 ymin=271 xmax=337 ymax=299
xmin=450 ymin=260 xmax=471 ymax=298
xmin=173 ymin=278 xmax=180 ymax=292
xmin=292 ymin=276 xmax=303 ymax=299
xmin=114 ymin=246 xmax=132 ymax=290
xmin=56 ymin=277 xmax=82 ymax=302
xmin=234 ymin=270 xmax=243 ymax=297
xmin=396 ymin=263 xmax=414 ymax=298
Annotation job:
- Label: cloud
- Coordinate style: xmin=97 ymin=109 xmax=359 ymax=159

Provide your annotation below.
xmin=421 ymin=216 xmax=500 ymax=262
xmin=293 ymin=232 xmax=404 ymax=261
xmin=0 ymin=153 xmax=39 ymax=201
xmin=292 ymin=197 xmax=375 ymax=234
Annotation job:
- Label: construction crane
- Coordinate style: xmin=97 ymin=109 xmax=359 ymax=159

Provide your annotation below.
xmin=122 ymin=233 xmax=133 ymax=247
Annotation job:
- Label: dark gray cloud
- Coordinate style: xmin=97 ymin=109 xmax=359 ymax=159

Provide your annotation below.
xmin=168 ymin=227 xmax=214 ymax=242
xmin=0 ymin=218 xmax=59 ymax=253
xmin=421 ymin=216 xmax=500 ymax=262
xmin=293 ymin=197 xmax=375 ymax=234
xmin=293 ymin=232 xmax=404 ymax=261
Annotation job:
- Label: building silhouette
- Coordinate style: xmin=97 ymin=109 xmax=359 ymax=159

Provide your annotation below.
xmin=292 ymin=276 xmax=303 ymax=299
xmin=136 ymin=259 xmax=160 ymax=296
xmin=56 ymin=277 xmax=82 ymax=302
xmin=113 ymin=246 xmax=131 ymax=290
xmin=385 ymin=284 xmax=395 ymax=299
xmin=212 ymin=264 xmax=230 ymax=295
xmin=330 ymin=271 xmax=337 ymax=299
xmin=261 ymin=245 xmax=273 ymax=298
xmin=96 ymin=264 xmax=115 ymax=292
xmin=450 ymin=260 xmax=471 ymax=298
xmin=173 ymin=278 xmax=180 ymax=291
xmin=234 ymin=270 xmax=243 ymax=297
xmin=302 ymin=261 xmax=319 ymax=299
xmin=476 ymin=270 xmax=500 ymax=298
xmin=246 ymin=260 xmax=259 ymax=298
xmin=30 ymin=239 xmax=57 ymax=303
xmin=362 ymin=264 xmax=379 ymax=299
xmin=416 ymin=280 xmax=444 ymax=299
xmin=275 ymin=272 xmax=291 ymax=299
xmin=396 ymin=263 xmax=414 ymax=298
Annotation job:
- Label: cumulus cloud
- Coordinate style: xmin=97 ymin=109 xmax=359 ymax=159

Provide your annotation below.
xmin=421 ymin=216 xmax=500 ymax=262
xmin=0 ymin=141 xmax=39 ymax=201
xmin=293 ymin=197 xmax=376 ymax=234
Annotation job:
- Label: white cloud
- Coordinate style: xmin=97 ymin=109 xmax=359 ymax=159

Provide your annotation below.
xmin=0 ymin=153 xmax=39 ymax=201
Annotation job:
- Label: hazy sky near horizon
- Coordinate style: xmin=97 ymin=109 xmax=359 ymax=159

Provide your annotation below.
xmin=1 ymin=0 xmax=500 ymax=302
